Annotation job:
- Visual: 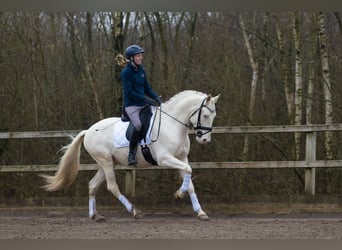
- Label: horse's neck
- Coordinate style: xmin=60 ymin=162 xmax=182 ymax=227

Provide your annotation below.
xmin=163 ymin=95 xmax=202 ymax=124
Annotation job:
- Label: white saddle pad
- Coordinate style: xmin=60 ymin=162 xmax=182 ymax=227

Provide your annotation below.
xmin=113 ymin=107 xmax=156 ymax=148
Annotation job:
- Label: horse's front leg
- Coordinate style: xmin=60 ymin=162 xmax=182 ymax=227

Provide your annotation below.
xmin=175 ymin=170 xmax=210 ymax=221
xmin=174 ymin=170 xmax=192 ymax=199
xmin=189 ymin=190 xmax=210 ymax=221
xmin=157 ymin=156 xmax=192 ymax=199
xmin=158 ymin=155 xmax=209 ymax=220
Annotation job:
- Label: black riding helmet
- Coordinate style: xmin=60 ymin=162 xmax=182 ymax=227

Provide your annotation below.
xmin=125 ymin=45 xmax=144 ymax=59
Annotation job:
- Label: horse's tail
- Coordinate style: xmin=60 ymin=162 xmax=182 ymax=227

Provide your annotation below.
xmin=40 ymin=130 xmax=87 ymax=191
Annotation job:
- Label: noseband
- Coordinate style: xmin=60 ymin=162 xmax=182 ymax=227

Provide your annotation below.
xmin=189 ymin=97 xmax=215 ymax=138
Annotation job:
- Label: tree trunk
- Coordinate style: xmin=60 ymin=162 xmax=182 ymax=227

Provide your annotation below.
xmin=86 ymin=12 xmax=93 ymax=56
xmin=110 ymin=12 xmax=124 ymax=114
xmin=317 ymin=12 xmax=333 ymax=159
xmin=306 ymin=13 xmax=317 ymax=126
xmin=154 ymin=12 xmax=168 ymax=82
xmin=66 ymin=12 xmax=103 ymax=120
xmin=333 ymin=12 xmax=342 ymax=36
xmin=183 ymin=12 xmax=198 ymax=86
xmin=144 ymin=13 xmax=156 ymax=81
xmin=239 ymin=13 xmax=259 ymax=160
xmin=292 ymin=12 xmax=303 ymax=161
xmin=275 ymin=15 xmax=294 ymax=123
xmin=261 ymin=12 xmax=269 ymax=104
xmin=138 ymin=12 xmax=145 ymax=43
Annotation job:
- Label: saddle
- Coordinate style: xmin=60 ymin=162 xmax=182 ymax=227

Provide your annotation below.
xmin=121 ymin=106 xmax=158 ymax=166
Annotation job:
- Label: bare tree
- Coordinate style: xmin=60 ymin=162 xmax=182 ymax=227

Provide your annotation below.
xmin=182 ymin=12 xmax=198 ymax=85
xmin=66 ymin=12 xmax=103 ymax=119
xmin=144 ymin=13 xmax=156 ymax=81
xmin=154 ymin=12 xmax=169 ymax=82
xmin=333 ymin=12 xmax=342 ymax=36
xmin=317 ymin=12 xmax=333 ymax=159
xmin=306 ymin=13 xmax=317 ymax=125
xmin=275 ymin=14 xmax=294 ymax=123
xmin=110 ymin=12 xmax=125 ymax=113
xmin=260 ymin=12 xmax=269 ymax=104
xmin=291 ymin=12 xmax=303 ymax=160
xmin=238 ymin=13 xmax=259 ymax=160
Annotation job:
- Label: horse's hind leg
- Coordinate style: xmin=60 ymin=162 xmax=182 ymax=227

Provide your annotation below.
xmin=88 ymin=168 xmax=105 ymax=219
xmin=176 ymin=170 xmax=210 ymax=221
xmin=98 ymin=157 xmax=143 ymax=219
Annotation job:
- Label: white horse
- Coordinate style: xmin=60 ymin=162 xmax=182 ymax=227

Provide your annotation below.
xmin=41 ymin=90 xmax=220 ymax=221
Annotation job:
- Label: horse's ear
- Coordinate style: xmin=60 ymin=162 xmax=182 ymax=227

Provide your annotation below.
xmin=206 ymin=94 xmax=212 ymax=102
xmin=212 ymin=94 xmax=220 ymax=104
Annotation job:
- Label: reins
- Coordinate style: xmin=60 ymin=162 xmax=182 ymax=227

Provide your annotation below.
xmin=149 ymin=105 xmax=188 ymax=142
xmin=150 ymin=96 xmax=215 ymax=141
xmin=158 ymin=107 xmax=192 ymax=129
xmin=96 ymin=96 xmax=215 ymax=141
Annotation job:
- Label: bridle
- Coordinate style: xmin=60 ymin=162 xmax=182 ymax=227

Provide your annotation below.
xmin=188 ymin=97 xmax=216 ymax=138
xmin=152 ymin=96 xmax=215 ymax=140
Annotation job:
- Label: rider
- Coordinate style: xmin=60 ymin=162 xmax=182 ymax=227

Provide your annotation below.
xmin=119 ymin=45 xmax=162 ymax=166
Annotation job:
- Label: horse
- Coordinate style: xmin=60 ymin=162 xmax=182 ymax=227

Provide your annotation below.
xmin=40 ymin=90 xmax=220 ymax=221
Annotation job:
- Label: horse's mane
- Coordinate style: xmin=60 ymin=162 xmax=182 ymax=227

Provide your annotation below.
xmin=165 ymin=90 xmax=206 ymax=104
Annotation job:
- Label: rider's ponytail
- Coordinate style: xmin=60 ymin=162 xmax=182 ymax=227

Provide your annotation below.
xmin=116 ymin=54 xmax=129 ymax=67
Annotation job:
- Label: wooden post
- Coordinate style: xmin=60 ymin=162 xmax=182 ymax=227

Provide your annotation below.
xmin=305 ymin=132 xmax=316 ymax=195
xmin=125 ymin=170 xmax=136 ymax=197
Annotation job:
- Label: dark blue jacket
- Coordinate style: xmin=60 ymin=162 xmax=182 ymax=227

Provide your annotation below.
xmin=120 ymin=63 xmax=158 ymax=107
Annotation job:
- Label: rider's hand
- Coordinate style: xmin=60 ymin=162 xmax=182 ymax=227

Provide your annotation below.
xmin=144 ymin=98 xmax=155 ymax=106
xmin=154 ymin=96 xmax=162 ymax=106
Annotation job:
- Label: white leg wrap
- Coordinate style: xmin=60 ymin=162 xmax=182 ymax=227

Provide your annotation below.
xmin=89 ymin=197 xmax=96 ymax=218
xmin=118 ymin=194 xmax=133 ymax=213
xmin=189 ymin=192 xmax=201 ymax=213
xmin=180 ymin=173 xmax=191 ymax=192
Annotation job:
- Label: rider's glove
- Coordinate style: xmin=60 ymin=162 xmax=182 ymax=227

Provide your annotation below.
xmin=154 ymin=96 xmax=162 ymax=106
xmin=144 ymin=98 xmax=155 ymax=106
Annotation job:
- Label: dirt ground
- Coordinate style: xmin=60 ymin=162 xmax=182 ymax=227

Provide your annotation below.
xmin=1 ymin=208 xmax=342 ymax=239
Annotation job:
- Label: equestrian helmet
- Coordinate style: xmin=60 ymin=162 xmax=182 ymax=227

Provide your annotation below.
xmin=125 ymin=45 xmax=144 ymax=59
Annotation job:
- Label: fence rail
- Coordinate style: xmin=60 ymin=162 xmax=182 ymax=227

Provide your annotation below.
xmin=2 ymin=124 xmax=342 ymax=139
xmin=1 ymin=124 xmax=342 ymax=196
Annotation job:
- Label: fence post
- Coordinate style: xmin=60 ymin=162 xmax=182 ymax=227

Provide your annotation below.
xmin=125 ymin=170 xmax=136 ymax=197
xmin=305 ymin=132 xmax=316 ymax=195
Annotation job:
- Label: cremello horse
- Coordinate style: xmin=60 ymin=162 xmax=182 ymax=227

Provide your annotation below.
xmin=41 ymin=90 xmax=219 ymax=221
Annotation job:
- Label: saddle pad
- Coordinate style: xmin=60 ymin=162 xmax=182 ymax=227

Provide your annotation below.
xmin=113 ymin=107 xmax=156 ymax=148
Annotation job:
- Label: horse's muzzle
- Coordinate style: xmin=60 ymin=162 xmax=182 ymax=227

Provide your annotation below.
xmin=196 ymin=135 xmax=211 ymax=144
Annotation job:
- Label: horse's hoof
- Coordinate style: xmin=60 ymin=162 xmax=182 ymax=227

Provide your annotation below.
xmin=95 ymin=214 xmax=106 ymax=222
xmin=133 ymin=208 xmax=144 ymax=219
xmin=89 ymin=214 xmax=106 ymax=222
xmin=197 ymin=213 xmax=210 ymax=221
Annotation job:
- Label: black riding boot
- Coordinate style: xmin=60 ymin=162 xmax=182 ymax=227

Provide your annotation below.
xmin=128 ymin=128 xmax=140 ymax=166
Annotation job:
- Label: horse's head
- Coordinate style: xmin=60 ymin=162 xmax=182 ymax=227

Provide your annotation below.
xmin=189 ymin=93 xmax=220 ymax=144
